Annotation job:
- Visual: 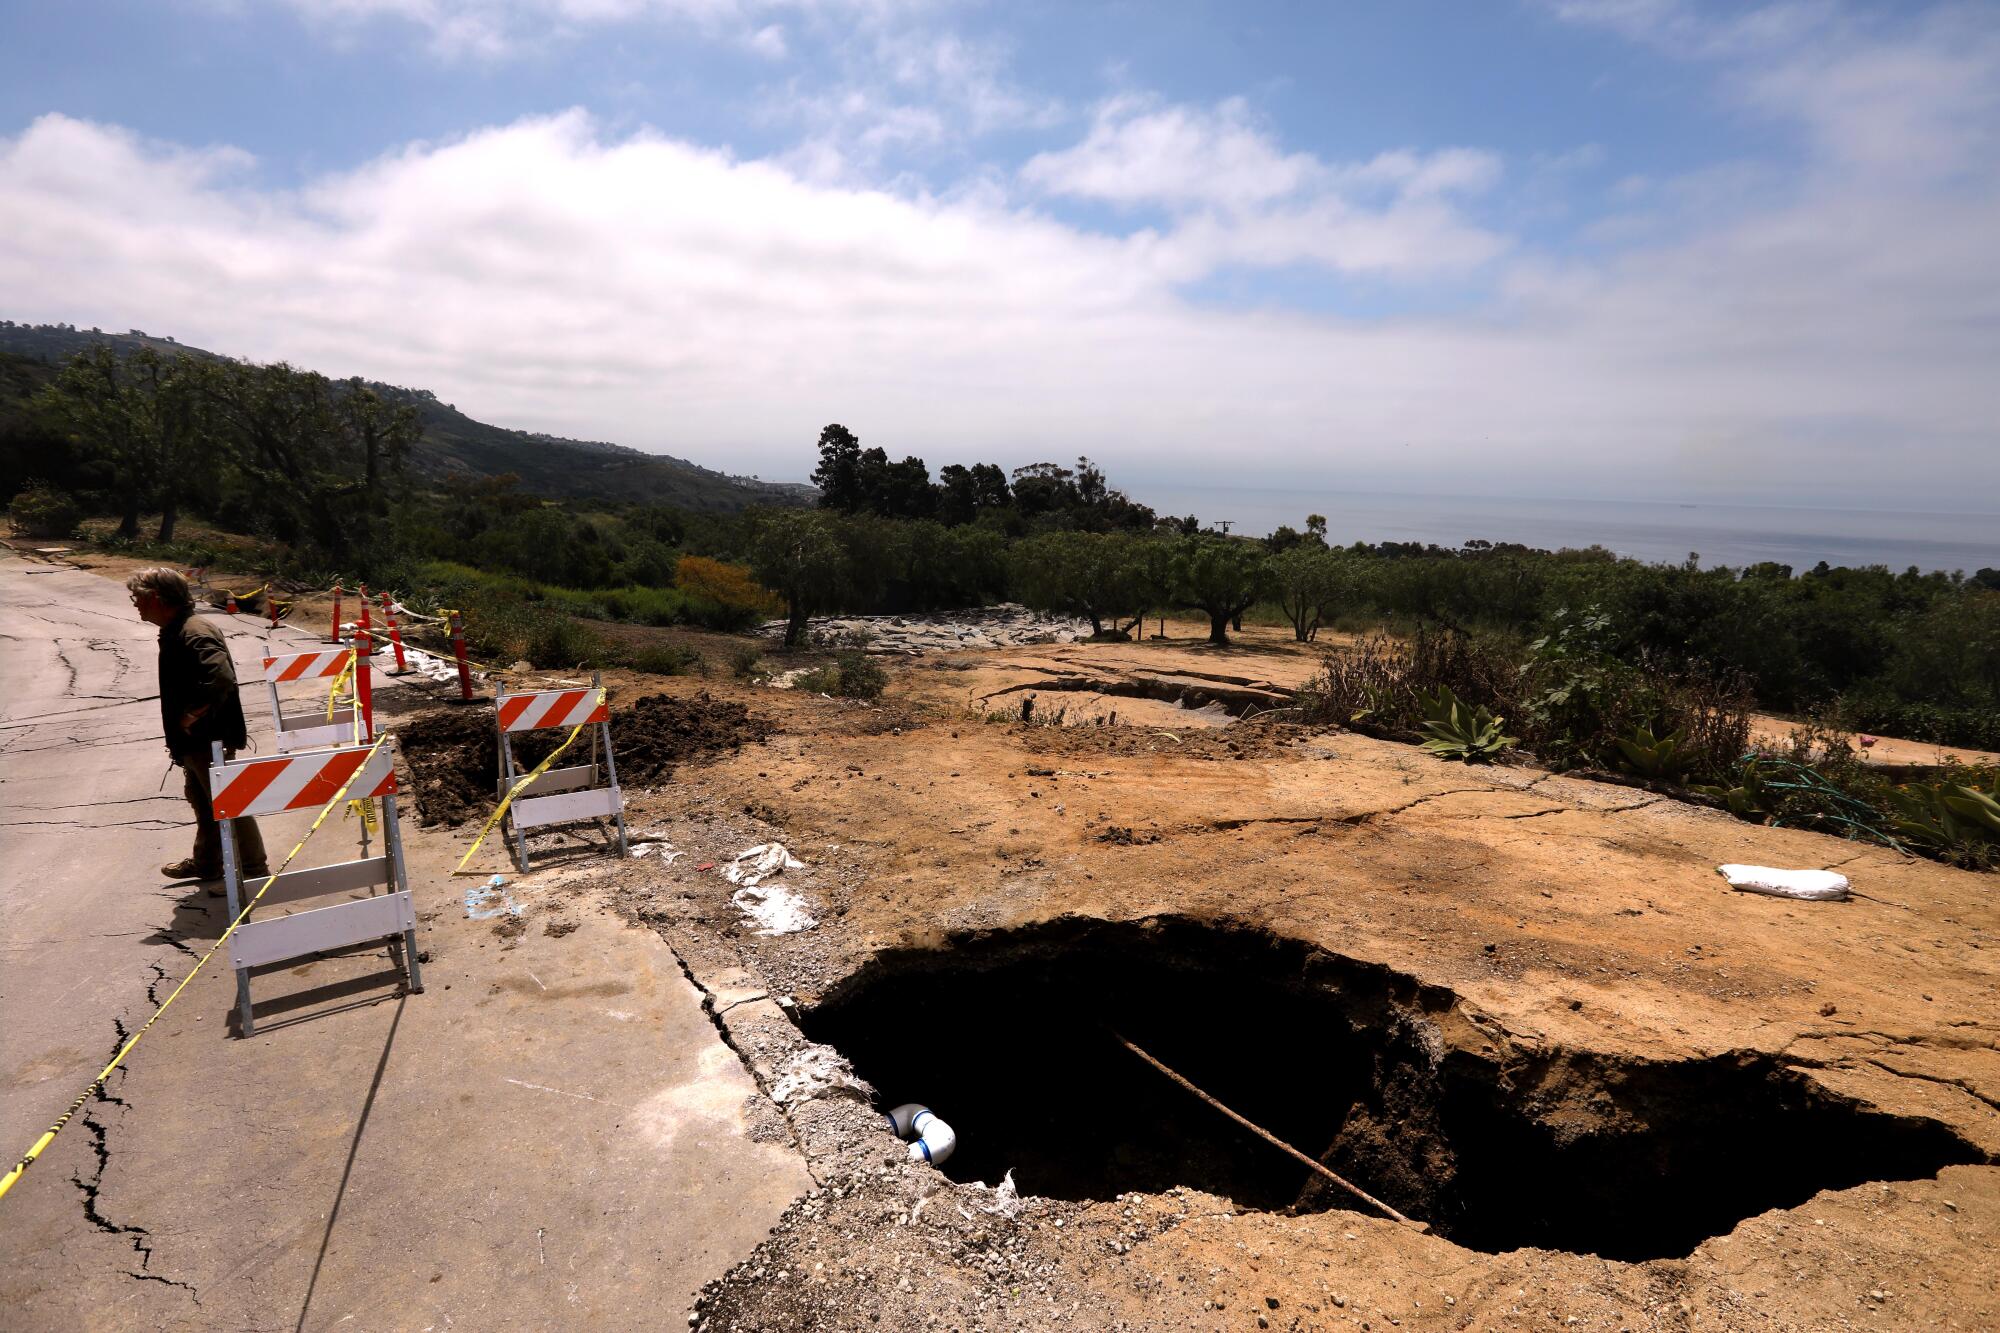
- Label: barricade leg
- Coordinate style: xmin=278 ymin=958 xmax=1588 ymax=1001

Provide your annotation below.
xmin=495 ymin=683 xmax=532 ymax=870
xmin=214 ymin=741 xmax=257 ymax=1037
xmin=328 ymin=583 xmax=344 ymax=644
xmin=382 ymin=794 xmax=424 ymax=994
xmin=600 ymin=719 xmax=630 ymax=857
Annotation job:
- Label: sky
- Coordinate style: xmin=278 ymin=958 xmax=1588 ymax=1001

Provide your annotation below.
xmin=1 ymin=0 xmax=1996 ymax=509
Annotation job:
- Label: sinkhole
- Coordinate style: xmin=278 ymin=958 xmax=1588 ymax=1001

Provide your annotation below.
xmin=800 ymin=917 xmax=1984 ymax=1261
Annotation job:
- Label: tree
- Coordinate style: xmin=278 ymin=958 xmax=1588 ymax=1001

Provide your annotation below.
xmin=338 ymin=380 xmax=420 ymax=506
xmin=1012 ymin=531 xmax=1141 ymax=637
xmin=1010 ymin=462 xmax=1077 ymax=519
xmin=43 ymin=345 xmax=216 ymax=541
xmin=936 ymin=463 xmax=978 ymax=525
xmin=1270 ymin=544 xmax=1340 ymax=642
xmin=810 ymin=424 xmax=863 ymax=512
xmin=747 ymin=509 xmax=849 ymax=646
xmin=1174 ymin=536 xmax=1267 ymax=646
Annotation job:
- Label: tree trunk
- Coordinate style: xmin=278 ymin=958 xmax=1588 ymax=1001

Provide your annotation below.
xmin=156 ymin=496 xmax=178 ymax=544
xmin=1231 ymin=611 xmax=1244 ymax=632
xmin=117 ymin=492 xmax=141 ymax=541
xmin=785 ymin=604 xmax=810 ymax=648
xmin=1208 ymin=611 xmax=1231 ymax=646
xmin=1088 ymin=612 xmax=1103 ymax=637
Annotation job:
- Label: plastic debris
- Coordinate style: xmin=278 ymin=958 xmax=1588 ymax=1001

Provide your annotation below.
xmin=769 ymin=1045 xmax=871 ymax=1105
xmin=725 ymin=842 xmax=804 ymax=888
xmin=463 ymin=875 xmax=521 ymax=919
xmin=732 ymin=883 xmax=818 ymax=936
xmin=1718 ymin=864 xmax=1851 ymax=901
xmin=958 ymin=1170 xmax=1022 ymax=1221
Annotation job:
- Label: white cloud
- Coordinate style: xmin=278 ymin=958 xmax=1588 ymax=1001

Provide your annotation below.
xmin=1022 ymin=96 xmax=1507 ymax=278
xmin=3 ymin=37 xmax=1997 ymax=510
xmin=1022 ymin=95 xmax=1319 ymax=210
xmin=270 ymin=0 xmax=933 ymax=59
xmin=744 ymin=22 xmax=788 ymax=58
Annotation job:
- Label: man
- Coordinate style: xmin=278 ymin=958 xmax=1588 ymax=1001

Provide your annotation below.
xmin=127 ymin=568 xmax=268 ymax=890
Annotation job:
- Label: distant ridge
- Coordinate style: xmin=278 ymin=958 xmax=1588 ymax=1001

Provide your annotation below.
xmin=0 ymin=322 xmax=816 ymax=512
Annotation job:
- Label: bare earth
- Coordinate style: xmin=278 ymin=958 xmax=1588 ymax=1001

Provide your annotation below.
xmin=601 ymin=631 xmax=1998 ymax=1332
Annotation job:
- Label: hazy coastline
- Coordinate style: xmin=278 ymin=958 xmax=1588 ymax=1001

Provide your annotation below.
xmin=1141 ymin=487 xmax=2000 ymax=575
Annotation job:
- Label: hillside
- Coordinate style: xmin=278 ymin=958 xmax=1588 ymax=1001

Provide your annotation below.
xmin=0 ymin=322 xmax=816 ymax=512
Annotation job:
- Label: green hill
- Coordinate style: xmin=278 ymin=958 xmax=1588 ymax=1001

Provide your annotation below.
xmin=0 ymin=321 xmax=815 ymax=512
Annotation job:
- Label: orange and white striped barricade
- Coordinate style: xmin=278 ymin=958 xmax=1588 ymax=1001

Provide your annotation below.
xmin=493 ymin=672 xmax=627 ymax=869
xmin=261 ymin=644 xmax=363 ymax=751
xmin=209 ymin=737 xmax=422 ymax=1036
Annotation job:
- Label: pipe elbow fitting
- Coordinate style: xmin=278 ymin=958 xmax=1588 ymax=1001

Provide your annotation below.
xmin=886 ymin=1102 xmax=956 ymax=1165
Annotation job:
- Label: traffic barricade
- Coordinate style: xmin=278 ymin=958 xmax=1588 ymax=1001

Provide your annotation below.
xmin=493 ymin=673 xmax=628 ymax=869
xmin=261 ymin=644 xmax=362 ymax=751
xmin=209 ymin=737 xmax=423 ymax=1037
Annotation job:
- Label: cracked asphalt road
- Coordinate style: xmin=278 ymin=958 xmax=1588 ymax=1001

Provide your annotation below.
xmin=0 ymin=550 xmax=811 ymax=1329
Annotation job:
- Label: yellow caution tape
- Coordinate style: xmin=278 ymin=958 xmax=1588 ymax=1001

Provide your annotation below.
xmin=451 ymin=693 xmax=602 ymax=876
xmin=325 ymin=645 xmax=358 ymax=722
xmin=0 ymin=734 xmax=392 ymax=1204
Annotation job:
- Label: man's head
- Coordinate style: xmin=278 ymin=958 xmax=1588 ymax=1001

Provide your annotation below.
xmin=127 ymin=567 xmax=193 ymax=627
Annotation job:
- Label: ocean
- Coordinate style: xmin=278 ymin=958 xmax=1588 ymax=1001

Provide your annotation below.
xmin=1137 ymin=488 xmax=2000 ymax=576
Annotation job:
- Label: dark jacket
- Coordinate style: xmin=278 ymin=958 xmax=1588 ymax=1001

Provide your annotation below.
xmin=159 ymin=610 xmax=250 ymax=760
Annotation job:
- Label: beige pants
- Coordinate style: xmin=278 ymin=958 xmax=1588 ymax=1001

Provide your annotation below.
xmin=181 ymin=753 xmax=268 ymax=874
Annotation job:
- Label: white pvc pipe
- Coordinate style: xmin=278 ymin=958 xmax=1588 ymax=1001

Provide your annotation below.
xmin=887 ymin=1102 xmax=956 ymax=1165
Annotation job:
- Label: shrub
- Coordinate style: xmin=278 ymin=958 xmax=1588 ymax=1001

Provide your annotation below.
xmin=794 ymin=650 xmax=887 ymax=700
xmin=523 ymin=614 xmax=602 ymax=670
xmin=730 ymin=645 xmax=765 ymax=679
xmin=1297 ymin=628 xmax=1521 ymax=738
xmin=622 ymin=643 xmax=702 ymax=677
xmin=8 ymin=482 xmax=83 ymax=539
xmin=677 ymin=555 xmax=781 ymax=624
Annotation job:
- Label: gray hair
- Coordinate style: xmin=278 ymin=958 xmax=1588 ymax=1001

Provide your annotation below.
xmin=126 ymin=567 xmax=193 ymax=610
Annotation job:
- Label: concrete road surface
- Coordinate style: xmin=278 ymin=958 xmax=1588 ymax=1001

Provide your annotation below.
xmin=0 ymin=548 xmax=810 ymax=1329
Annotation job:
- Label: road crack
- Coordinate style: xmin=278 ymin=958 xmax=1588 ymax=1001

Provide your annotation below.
xmin=69 ymin=1011 xmax=200 ymax=1303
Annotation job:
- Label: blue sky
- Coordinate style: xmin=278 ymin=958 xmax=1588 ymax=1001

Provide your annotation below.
xmin=2 ymin=1 xmax=1996 ymax=508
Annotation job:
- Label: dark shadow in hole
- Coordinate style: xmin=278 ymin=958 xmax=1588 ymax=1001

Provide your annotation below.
xmin=802 ymin=916 xmax=1985 ymax=1262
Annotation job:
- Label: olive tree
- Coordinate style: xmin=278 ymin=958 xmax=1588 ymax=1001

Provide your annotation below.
xmin=747 ymin=509 xmax=848 ymax=647
xmin=1173 ymin=536 xmax=1267 ymax=646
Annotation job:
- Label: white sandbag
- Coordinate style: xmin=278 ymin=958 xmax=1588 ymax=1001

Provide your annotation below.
xmin=1717 ymin=864 xmax=1851 ymax=901
xmin=726 ymin=842 xmax=804 ymax=887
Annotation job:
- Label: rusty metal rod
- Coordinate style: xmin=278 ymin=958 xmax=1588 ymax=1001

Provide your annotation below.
xmin=1108 ymin=1029 xmax=1429 ymax=1233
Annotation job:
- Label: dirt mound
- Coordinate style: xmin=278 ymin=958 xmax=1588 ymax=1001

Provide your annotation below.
xmin=395 ymin=691 xmax=773 ymax=826
xmin=1017 ymin=712 xmax=1304 ymax=761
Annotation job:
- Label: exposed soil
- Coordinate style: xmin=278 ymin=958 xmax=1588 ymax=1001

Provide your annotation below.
xmin=587 ymin=629 xmax=2000 ymax=1331
xmin=395 ymin=689 xmax=773 ymax=826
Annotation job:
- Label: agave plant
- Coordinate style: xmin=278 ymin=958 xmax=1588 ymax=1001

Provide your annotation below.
xmin=1886 ymin=777 xmax=2000 ymax=866
xmin=1414 ymin=686 xmax=1518 ymax=763
xmin=1692 ymin=756 xmax=1775 ymax=822
xmin=1615 ymin=725 xmax=1693 ymax=783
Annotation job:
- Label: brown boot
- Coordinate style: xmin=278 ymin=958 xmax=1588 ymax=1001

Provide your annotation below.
xmin=162 ymin=857 xmax=218 ymax=881
xmin=211 ymin=865 xmax=272 ymax=898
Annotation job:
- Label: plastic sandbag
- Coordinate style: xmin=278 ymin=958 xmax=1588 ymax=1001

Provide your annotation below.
xmin=1718 ymin=864 xmax=1851 ymax=901
xmin=725 ymin=842 xmax=804 ymax=887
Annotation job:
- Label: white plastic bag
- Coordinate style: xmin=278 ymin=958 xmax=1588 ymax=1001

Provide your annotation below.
xmin=725 ymin=842 xmax=804 ymax=887
xmin=1718 ymin=864 xmax=1851 ymax=901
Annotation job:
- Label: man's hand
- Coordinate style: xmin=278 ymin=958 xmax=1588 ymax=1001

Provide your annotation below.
xmin=179 ymin=703 xmax=210 ymax=733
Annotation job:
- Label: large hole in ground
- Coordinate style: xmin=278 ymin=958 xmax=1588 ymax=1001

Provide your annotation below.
xmin=801 ymin=917 xmax=1983 ymax=1261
